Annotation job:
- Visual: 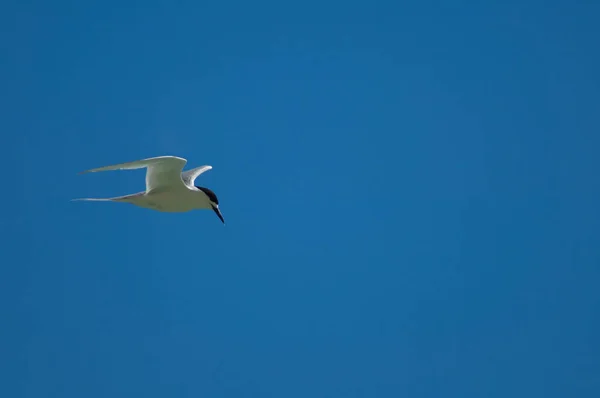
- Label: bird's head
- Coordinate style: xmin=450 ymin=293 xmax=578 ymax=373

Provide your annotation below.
xmin=195 ymin=186 xmax=225 ymax=224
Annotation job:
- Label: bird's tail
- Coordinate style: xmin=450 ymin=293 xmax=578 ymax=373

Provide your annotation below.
xmin=71 ymin=192 xmax=144 ymax=203
xmin=71 ymin=197 xmax=117 ymax=202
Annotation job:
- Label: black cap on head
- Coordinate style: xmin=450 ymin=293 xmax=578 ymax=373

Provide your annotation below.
xmin=195 ymin=186 xmax=219 ymax=204
xmin=196 ymin=186 xmax=224 ymax=224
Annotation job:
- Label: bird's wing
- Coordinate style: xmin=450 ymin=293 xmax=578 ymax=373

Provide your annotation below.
xmin=80 ymin=156 xmax=188 ymax=192
xmin=181 ymin=165 xmax=212 ymax=186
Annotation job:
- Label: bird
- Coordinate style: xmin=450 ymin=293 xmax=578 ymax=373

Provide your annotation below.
xmin=73 ymin=155 xmax=225 ymax=224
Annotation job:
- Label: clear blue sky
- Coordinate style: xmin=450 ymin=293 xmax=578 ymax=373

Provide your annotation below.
xmin=2 ymin=0 xmax=599 ymax=397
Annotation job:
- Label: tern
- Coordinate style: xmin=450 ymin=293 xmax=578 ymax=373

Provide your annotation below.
xmin=74 ymin=156 xmax=225 ymax=223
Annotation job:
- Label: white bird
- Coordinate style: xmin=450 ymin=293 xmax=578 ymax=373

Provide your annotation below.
xmin=74 ymin=156 xmax=225 ymax=224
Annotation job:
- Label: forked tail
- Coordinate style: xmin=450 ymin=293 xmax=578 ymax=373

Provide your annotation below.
xmin=71 ymin=192 xmax=144 ymax=203
xmin=71 ymin=198 xmax=115 ymax=202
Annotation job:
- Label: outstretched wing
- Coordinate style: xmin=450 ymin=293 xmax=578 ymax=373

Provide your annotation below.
xmin=181 ymin=165 xmax=212 ymax=186
xmin=80 ymin=156 xmax=188 ymax=192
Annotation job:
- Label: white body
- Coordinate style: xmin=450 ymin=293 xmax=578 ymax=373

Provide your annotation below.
xmin=106 ymin=185 xmax=212 ymax=213
xmin=74 ymin=156 xmax=223 ymax=219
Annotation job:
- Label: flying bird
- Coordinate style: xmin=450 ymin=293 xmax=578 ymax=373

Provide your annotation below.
xmin=74 ymin=156 xmax=225 ymax=224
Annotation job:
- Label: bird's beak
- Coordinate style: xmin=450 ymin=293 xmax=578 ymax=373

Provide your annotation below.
xmin=212 ymin=204 xmax=225 ymax=224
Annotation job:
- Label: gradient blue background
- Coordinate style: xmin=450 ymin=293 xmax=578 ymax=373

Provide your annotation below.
xmin=2 ymin=0 xmax=599 ymax=397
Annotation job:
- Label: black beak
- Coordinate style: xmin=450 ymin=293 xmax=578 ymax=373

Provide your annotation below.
xmin=212 ymin=205 xmax=225 ymax=224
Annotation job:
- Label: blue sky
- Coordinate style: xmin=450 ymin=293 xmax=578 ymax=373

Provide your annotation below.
xmin=2 ymin=0 xmax=599 ymax=397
